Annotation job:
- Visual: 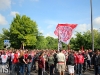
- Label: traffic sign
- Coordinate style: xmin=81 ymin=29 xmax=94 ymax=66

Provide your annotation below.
xmin=4 ymin=40 xmax=9 ymax=45
xmin=4 ymin=40 xmax=10 ymax=48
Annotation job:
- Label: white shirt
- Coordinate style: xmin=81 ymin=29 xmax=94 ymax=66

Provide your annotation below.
xmin=87 ymin=54 xmax=91 ymax=60
xmin=1 ymin=54 xmax=8 ymax=63
xmin=11 ymin=53 xmax=14 ymax=61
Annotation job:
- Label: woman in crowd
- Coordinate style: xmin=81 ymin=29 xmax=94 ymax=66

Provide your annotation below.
xmin=38 ymin=51 xmax=45 ymax=75
xmin=48 ymin=51 xmax=55 ymax=75
xmin=26 ymin=51 xmax=32 ymax=75
xmin=86 ymin=50 xmax=91 ymax=70
xmin=18 ymin=50 xmax=27 ymax=75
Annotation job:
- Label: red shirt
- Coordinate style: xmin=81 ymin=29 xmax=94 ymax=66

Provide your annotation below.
xmin=24 ymin=54 xmax=28 ymax=59
xmin=74 ymin=54 xmax=78 ymax=64
xmin=12 ymin=53 xmax=19 ymax=63
xmin=77 ymin=54 xmax=84 ymax=64
xmin=38 ymin=56 xmax=44 ymax=68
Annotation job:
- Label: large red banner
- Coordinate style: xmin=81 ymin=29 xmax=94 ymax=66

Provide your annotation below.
xmin=54 ymin=23 xmax=77 ymax=44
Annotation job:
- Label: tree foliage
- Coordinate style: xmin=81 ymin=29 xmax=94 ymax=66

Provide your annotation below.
xmin=36 ymin=36 xmax=48 ymax=49
xmin=9 ymin=14 xmax=38 ymax=49
xmin=0 ymin=28 xmax=10 ymax=49
xmin=70 ymin=30 xmax=100 ymax=50
xmin=46 ymin=36 xmax=58 ymax=49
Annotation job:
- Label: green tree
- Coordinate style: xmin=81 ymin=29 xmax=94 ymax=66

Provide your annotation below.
xmin=1 ymin=28 xmax=10 ymax=39
xmin=82 ymin=31 xmax=91 ymax=49
xmin=36 ymin=36 xmax=48 ymax=49
xmin=70 ymin=29 xmax=100 ymax=50
xmin=82 ymin=30 xmax=100 ymax=50
xmin=70 ymin=32 xmax=84 ymax=50
xmin=10 ymin=14 xmax=38 ymax=49
xmin=0 ymin=28 xmax=10 ymax=49
xmin=93 ymin=29 xmax=100 ymax=49
xmin=96 ymin=31 xmax=100 ymax=49
xmin=46 ymin=36 xmax=58 ymax=49
xmin=0 ymin=34 xmax=4 ymax=49
xmin=53 ymin=38 xmax=58 ymax=50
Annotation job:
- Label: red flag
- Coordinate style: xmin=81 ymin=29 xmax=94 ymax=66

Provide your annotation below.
xmin=54 ymin=23 xmax=77 ymax=44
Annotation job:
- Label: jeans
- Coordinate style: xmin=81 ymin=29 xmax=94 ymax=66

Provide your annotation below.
xmin=9 ymin=61 xmax=12 ymax=71
xmin=77 ymin=64 xmax=82 ymax=75
xmin=19 ymin=63 xmax=25 ymax=75
xmin=26 ymin=63 xmax=31 ymax=75
xmin=38 ymin=68 xmax=43 ymax=75
xmin=98 ymin=66 xmax=100 ymax=75
xmin=12 ymin=63 xmax=19 ymax=75
xmin=30 ymin=57 xmax=34 ymax=70
xmin=87 ymin=60 xmax=91 ymax=69
xmin=83 ymin=61 xmax=87 ymax=72
xmin=50 ymin=65 xmax=54 ymax=75
xmin=94 ymin=65 xmax=98 ymax=75
xmin=2 ymin=62 xmax=6 ymax=65
xmin=74 ymin=64 xmax=78 ymax=73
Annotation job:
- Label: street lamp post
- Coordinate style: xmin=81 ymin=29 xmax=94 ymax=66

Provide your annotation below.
xmin=90 ymin=0 xmax=94 ymax=51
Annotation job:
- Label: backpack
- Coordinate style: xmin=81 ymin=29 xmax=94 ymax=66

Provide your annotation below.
xmin=27 ymin=55 xmax=32 ymax=64
xmin=34 ymin=53 xmax=40 ymax=61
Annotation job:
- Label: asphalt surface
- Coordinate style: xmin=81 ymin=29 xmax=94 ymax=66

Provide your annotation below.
xmin=0 ymin=70 xmax=94 ymax=75
xmin=31 ymin=70 xmax=94 ymax=75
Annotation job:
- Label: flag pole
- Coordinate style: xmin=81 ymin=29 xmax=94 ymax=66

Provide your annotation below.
xmin=58 ymin=24 xmax=62 ymax=51
xmin=90 ymin=0 xmax=94 ymax=51
xmin=68 ymin=44 xmax=70 ymax=50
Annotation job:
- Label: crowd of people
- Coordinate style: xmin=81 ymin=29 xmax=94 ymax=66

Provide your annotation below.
xmin=0 ymin=49 xmax=100 ymax=75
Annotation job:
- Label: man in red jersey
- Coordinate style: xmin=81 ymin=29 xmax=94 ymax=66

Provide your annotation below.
xmin=12 ymin=51 xmax=19 ymax=75
xmin=77 ymin=51 xmax=84 ymax=75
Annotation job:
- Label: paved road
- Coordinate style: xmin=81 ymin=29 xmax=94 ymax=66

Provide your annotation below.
xmin=0 ymin=70 xmax=94 ymax=75
xmin=0 ymin=73 xmax=8 ymax=75
xmin=30 ymin=70 xmax=94 ymax=75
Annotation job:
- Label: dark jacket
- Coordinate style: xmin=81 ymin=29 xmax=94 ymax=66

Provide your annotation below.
xmin=83 ymin=53 xmax=88 ymax=62
xmin=53 ymin=53 xmax=58 ymax=64
xmin=97 ymin=54 xmax=100 ymax=66
xmin=67 ymin=54 xmax=75 ymax=65
xmin=91 ymin=54 xmax=99 ymax=66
